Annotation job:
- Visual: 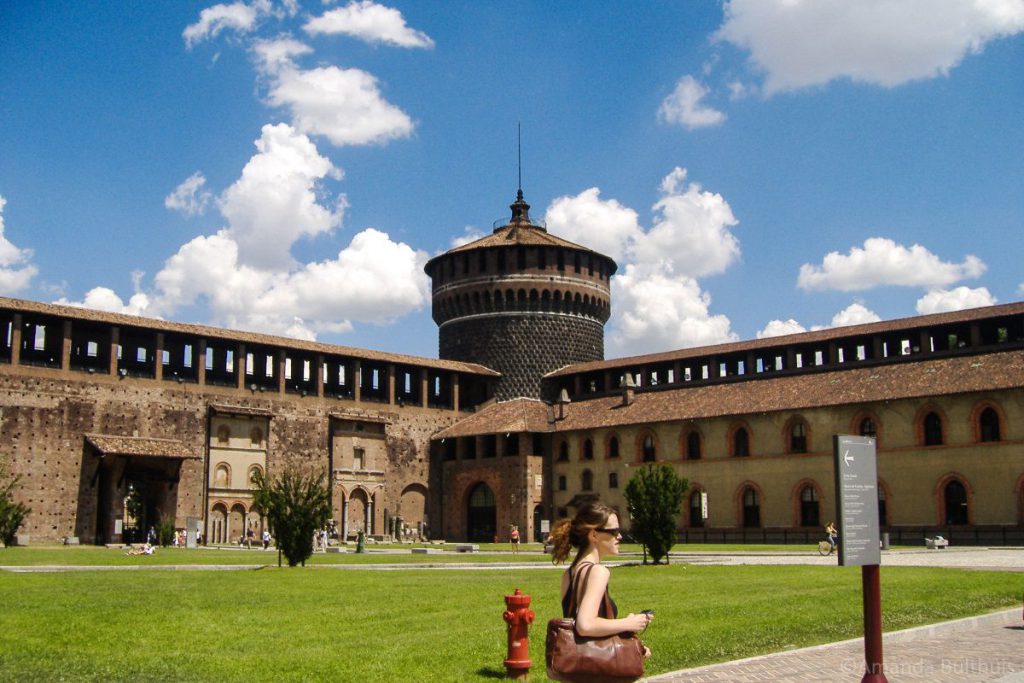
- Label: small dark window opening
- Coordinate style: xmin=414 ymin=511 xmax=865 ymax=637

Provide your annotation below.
xmin=641 ymin=435 xmax=656 ymax=462
xmin=859 ymin=417 xmax=877 ymax=437
xmin=799 ymin=486 xmax=820 ymax=527
xmin=558 ymin=441 xmax=569 ymax=462
xmin=923 ymin=412 xmax=943 ymax=446
xmin=944 ymin=480 xmax=968 ymax=525
xmin=790 ymin=423 xmax=807 ymax=453
xmin=734 ymin=428 xmax=750 ymax=457
xmin=608 ymin=437 xmax=620 ymax=459
xmin=581 ymin=470 xmax=593 ymax=491
xmin=609 ymin=472 xmax=618 ymax=489
xmin=979 ymin=407 xmax=1001 ymax=442
xmin=582 ymin=439 xmax=594 ymax=460
xmin=686 ymin=431 xmax=701 ymax=460
xmin=742 ymin=488 xmax=760 ymax=528
xmin=689 ymin=491 xmax=704 ymax=528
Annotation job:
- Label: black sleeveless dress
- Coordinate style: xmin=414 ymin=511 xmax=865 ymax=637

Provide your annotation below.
xmin=561 ymin=561 xmax=618 ymax=618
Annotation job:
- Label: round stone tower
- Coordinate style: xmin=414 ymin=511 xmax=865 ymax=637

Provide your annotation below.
xmin=424 ymin=190 xmax=617 ymax=400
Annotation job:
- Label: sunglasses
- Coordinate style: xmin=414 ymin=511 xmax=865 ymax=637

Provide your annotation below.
xmin=595 ymin=527 xmax=622 ymax=536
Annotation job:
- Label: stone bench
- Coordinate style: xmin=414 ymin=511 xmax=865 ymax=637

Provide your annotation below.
xmin=455 ymin=544 xmax=480 ymax=553
xmin=326 ymin=547 xmax=347 ymax=553
xmin=411 ymin=548 xmax=441 ymax=554
xmin=925 ymin=536 xmax=949 ymax=549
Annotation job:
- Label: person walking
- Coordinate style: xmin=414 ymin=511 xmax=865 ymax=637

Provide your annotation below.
xmin=549 ymin=503 xmax=653 ymax=647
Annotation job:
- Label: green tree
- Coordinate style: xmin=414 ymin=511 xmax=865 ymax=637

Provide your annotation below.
xmin=624 ymin=464 xmax=687 ymax=565
xmin=251 ymin=466 xmax=331 ymax=567
xmin=0 ymin=461 xmax=31 ymax=547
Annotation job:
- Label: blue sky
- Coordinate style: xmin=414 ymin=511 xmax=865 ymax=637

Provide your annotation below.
xmin=1 ymin=1 xmax=1022 ymax=359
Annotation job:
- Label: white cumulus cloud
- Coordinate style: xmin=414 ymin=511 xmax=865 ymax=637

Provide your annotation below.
xmin=261 ymin=58 xmax=415 ymax=146
xmin=304 ymin=1 xmax=435 ymax=48
xmin=183 ymin=0 xmax=269 ymax=48
xmin=757 ymin=318 xmax=806 ymax=339
xmin=63 ymin=129 xmax=427 ymax=340
xmin=164 ymin=172 xmax=213 ymax=217
xmin=916 ymin=286 xmax=997 ymax=315
xmin=218 ymin=123 xmax=346 ymax=270
xmin=658 ymin=75 xmax=727 ymax=129
xmin=609 ymin=266 xmax=736 ymax=356
xmin=798 ymin=237 xmax=985 ymax=292
xmin=544 ymin=188 xmax=642 ymax=264
xmin=55 ymin=287 xmax=152 ymax=317
xmin=545 ymin=169 xmax=740 ymax=357
xmin=757 ymin=302 xmax=880 ymax=338
xmin=630 ymin=167 xmax=740 ymax=279
xmin=716 ymin=0 xmax=1024 ymax=94
xmin=0 ymin=196 xmax=38 ymax=294
xmin=829 ymin=302 xmax=881 ymax=328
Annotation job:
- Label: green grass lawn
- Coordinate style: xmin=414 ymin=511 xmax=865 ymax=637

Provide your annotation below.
xmin=1 ymin=560 xmax=1020 ymax=682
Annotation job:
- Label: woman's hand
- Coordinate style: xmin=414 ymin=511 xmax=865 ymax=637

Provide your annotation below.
xmin=622 ymin=612 xmax=652 ymax=633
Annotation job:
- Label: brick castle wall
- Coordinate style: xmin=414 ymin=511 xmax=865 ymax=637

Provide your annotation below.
xmin=439 ymin=314 xmax=604 ymax=401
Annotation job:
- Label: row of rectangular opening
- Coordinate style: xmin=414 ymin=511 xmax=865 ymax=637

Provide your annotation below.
xmin=570 ymin=315 xmax=1024 ymax=397
xmin=0 ymin=312 xmax=485 ymax=410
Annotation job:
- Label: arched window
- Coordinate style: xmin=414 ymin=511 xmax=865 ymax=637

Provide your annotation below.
xmin=247 ymin=465 xmax=263 ymax=486
xmin=582 ymin=470 xmax=593 ymax=492
xmin=608 ymin=436 xmax=620 ymax=459
xmin=790 ymin=422 xmax=807 ymax=454
xmin=214 ymin=463 xmax=230 ymax=487
xmin=689 ymin=490 xmax=704 ymax=528
xmin=557 ymin=441 xmax=569 ymax=462
xmin=979 ymin=407 xmax=1001 ymax=442
xmin=685 ymin=431 xmax=701 ymax=460
xmin=944 ymin=480 xmax=968 ymax=525
xmin=733 ymin=428 xmax=750 ymax=457
xmin=923 ymin=412 xmax=943 ymax=446
xmin=582 ymin=439 xmax=594 ymax=461
xmin=641 ymin=435 xmax=656 ymax=462
xmin=799 ymin=485 xmax=819 ymax=527
xmin=742 ymin=488 xmax=760 ymax=528
xmin=859 ymin=417 xmax=877 ymax=438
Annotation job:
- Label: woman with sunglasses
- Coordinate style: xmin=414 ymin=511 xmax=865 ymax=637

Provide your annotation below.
xmin=549 ymin=503 xmax=653 ymax=640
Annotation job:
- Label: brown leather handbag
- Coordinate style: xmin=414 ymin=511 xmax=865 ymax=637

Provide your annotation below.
xmin=545 ymin=563 xmax=646 ymax=683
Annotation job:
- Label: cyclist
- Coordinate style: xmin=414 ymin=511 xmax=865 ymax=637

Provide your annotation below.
xmin=825 ymin=521 xmax=838 ymax=551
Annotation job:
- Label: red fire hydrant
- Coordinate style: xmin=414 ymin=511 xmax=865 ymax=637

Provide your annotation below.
xmin=503 ymin=588 xmax=535 ymax=679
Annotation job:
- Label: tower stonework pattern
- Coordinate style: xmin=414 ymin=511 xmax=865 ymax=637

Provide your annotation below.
xmin=425 ymin=191 xmax=618 ymax=400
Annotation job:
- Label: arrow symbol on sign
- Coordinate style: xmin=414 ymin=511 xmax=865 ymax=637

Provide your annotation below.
xmin=843 ymin=450 xmax=854 ymax=466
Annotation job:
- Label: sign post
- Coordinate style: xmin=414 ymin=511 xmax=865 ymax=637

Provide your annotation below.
xmin=833 ymin=435 xmax=887 ymax=683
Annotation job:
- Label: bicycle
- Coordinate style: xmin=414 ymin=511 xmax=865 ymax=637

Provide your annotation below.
xmin=817 ymin=538 xmax=838 ymax=556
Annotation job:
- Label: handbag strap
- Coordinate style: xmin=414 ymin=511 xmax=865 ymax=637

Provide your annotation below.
xmin=569 ymin=561 xmax=615 ymax=620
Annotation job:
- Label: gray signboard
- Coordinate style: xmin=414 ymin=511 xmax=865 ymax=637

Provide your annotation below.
xmin=833 ymin=435 xmax=881 ymax=566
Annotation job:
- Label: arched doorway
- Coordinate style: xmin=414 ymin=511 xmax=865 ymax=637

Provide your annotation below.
xmin=467 ymin=483 xmax=496 ymax=542
xmin=349 ymin=489 xmax=369 ymax=535
xmin=210 ymin=504 xmax=228 ymax=544
xmin=944 ymin=480 xmax=969 ymax=525
xmin=228 ymin=504 xmax=246 ymax=545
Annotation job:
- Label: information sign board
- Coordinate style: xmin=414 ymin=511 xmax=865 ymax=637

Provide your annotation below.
xmin=833 ymin=435 xmax=881 ymax=566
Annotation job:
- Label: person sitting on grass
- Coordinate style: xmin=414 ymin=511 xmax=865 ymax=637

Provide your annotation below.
xmin=126 ymin=543 xmax=155 ymax=556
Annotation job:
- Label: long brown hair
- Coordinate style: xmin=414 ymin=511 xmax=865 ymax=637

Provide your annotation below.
xmin=548 ymin=502 xmax=616 ymax=568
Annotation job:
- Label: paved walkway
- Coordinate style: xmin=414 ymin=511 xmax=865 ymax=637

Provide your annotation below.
xmin=646 ymin=548 xmax=1024 ymax=683
xmin=644 ymin=608 xmax=1024 ymax=683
